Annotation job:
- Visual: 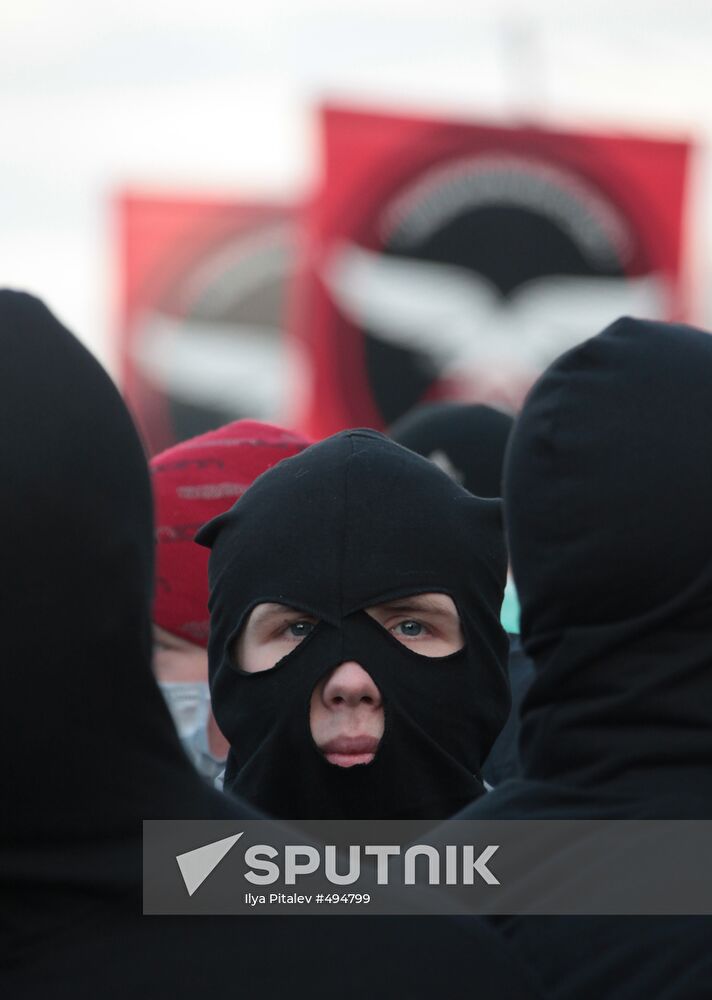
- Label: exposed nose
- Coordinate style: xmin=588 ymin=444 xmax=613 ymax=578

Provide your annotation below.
xmin=319 ymin=661 xmax=382 ymax=710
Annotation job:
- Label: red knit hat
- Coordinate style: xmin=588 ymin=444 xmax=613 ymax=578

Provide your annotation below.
xmin=150 ymin=420 xmax=311 ymax=646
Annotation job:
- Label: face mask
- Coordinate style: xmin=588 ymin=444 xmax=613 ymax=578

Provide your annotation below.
xmin=159 ymin=681 xmax=210 ymax=741
xmin=159 ymin=681 xmax=228 ymax=779
xmin=197 ymin=430 xmax=510 ymax=821
xmin=188 ymin=723 xmax=228 ymax=780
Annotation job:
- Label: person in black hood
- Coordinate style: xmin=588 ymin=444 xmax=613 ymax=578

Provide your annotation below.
xmin=197 ymin=428 xmax=511 ymax=820
xmin=389 ymin=401 xmax=514 ymax=499
xmin=389 ymin=401 xmax=532 ymax=786
xmin=0 ymin=289 xmax=256 ymax=996
xmin=0 ymin=290 xmax=542 ymax=1000
xmin=458 ymin=316 xmax=712 ymax=998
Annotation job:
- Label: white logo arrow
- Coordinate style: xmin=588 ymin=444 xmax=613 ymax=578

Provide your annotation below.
xmin=176 ymin=832 xmax=244 ymax=896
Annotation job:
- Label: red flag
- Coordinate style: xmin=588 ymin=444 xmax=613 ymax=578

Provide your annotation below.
xmin=117 ymin=191 xmax=297 ymax=454
xmin=292 ymin=105 xmax=692 ymax=438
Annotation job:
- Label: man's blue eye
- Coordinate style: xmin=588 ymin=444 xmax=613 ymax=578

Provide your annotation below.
xmin=288 ymin=621 xmax=314 ymax=638
xmin=396 ymin=620 xmax=424 ymax=637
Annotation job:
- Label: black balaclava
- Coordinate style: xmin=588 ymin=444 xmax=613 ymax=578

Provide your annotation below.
xmin=389 ymin=402 xmax=514 ymax=498
xmin=197 ymin=429 xmax=510 ymax=820
xmin=504 ymin=315 xmax=712 ymax=806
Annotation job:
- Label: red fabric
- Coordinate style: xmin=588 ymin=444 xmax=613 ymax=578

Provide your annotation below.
xmin=117 ymin=193 xmax=295 ymax=454
xmin=293 ymin=104 xmax=692 ymax=437
xmin=151 ymin=420 xmax=310 ymax=645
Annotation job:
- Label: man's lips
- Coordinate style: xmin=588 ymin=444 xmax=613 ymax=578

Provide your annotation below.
xmin=319 ymin=735 xmax=380 ymax=768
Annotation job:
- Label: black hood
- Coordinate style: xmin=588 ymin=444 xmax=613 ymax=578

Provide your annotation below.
xmin=198 ymin=429 xmax=510 ymax=819
xmin=389 ymin=402 xmax=514 ymax=498
xmin=505 ymin=315 xmax=712 ymax=802
xmin=0 ymin=292 xmax=254 ymax=919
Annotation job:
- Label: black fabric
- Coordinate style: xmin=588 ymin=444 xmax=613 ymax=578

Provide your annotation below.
xmin=389 ymin=401 xmax=514 ymax=498
xmin=0 ymin=292 xmax=250 ymax=835
xmin=388 ymin=401 xmax=529 ymax=787
xmin=198 ymin=429 xmax=510 ymax=820
xmin=482 ymin=634 xmax=532 ymax=786
xmin=458 ymin=317 xmax=712 ymax=997
xmin=507 ymin=316 xmax=712 ymax=800
xmin=0 ymin=292 xmax=541 ymax=1000
xmin=0 ymin=290 xmax=257 ymax=981
xmin=3 ymin=906 xmax=545 ymax=1000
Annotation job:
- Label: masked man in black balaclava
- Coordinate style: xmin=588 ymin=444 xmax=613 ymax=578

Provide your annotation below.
xmin=197 ymin=429 xmax=511 ymax=820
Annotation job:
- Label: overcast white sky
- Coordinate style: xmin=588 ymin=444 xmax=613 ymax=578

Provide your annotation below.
xmin=1 ymin=0 xmax=711 ymax=373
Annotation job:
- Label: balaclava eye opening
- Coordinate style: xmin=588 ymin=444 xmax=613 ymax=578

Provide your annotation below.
xmin=197 ymin=429 xmax=510 ymax=820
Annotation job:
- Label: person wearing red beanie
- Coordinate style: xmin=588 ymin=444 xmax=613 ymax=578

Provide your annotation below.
xmin=150 ymin=419 xmax=310 ymax=780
